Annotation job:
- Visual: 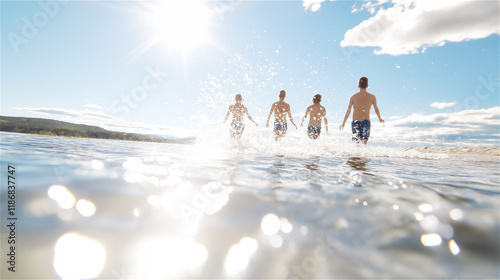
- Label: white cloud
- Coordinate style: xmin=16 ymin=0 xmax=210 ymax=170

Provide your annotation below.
xmin=390 ymin=107 xmax=499 ymax=126
xmin=302 ymin=0 xmax=327 ymax=12
xmin=430 ymin=101 xmax=457 ymax=109
xmin=341 ymin=0 xmax=500 ymax=55
xmin=371 ymin=106 xmax=500 ymax=146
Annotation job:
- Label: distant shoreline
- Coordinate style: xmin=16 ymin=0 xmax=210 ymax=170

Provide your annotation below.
xmin=0 ymin=116 xmax=194 ymax=145
xmin=401 ymin=147 xmax=500 ymax=159
xmin=0 ymin=130 xmax=196 ymax=145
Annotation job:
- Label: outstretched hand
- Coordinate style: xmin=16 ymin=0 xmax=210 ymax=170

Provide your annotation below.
xmin=379 ymin=119 xmax=385 ymax=124
xmin=339 ymin=124 xmax=345 ymax=131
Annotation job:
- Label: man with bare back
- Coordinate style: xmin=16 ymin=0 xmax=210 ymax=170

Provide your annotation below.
xmin=266 ymin=89 xmax=298 ymax=141
xmin=340 ymin=77 xmax=384 ymax=145
xmin=224 ymin=94 xmax=258 ymax=139
xmin=300 ymin=94 xmax=328 ymax=139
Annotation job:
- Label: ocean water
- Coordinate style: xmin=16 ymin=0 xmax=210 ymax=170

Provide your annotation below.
xmin=1 ymin=131 xmax=499 ymax=279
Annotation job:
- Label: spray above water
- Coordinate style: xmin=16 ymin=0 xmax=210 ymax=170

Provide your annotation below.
xmin=193 ymin=124 xmax=449 ymax=160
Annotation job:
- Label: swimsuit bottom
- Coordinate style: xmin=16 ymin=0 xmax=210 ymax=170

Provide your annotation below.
xmin=352 ymin=120 xmax=371 ymax=142
xmin=274 ymin=122 xmax=288 ymax=131
xmin=231 ymin=121 xmax=245 ymax=132
xmin=307 ymin=125 xmax=321 ymax=139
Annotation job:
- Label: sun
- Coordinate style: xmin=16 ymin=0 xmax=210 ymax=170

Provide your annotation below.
xmin=147 ymin=0 xmax=214 ymax=53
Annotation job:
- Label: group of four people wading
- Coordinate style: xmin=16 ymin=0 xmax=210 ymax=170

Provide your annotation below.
xmin=224 ymin=77 xmax=385 ymax=144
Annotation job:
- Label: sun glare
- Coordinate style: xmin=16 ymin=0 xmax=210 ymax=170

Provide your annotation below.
xmin=149 ymin=0 xmax=213 ymax=52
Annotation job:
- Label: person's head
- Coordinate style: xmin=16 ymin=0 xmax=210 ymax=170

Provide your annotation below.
xmin=358 ymin=77 xmax=368 ymax=89
xmin=313 ymin=94 xmax=322 ymax=104
xmin=235 ymin=94 xmax=243 ymax=102
xmin=279 ymin=89 xmax=286 ymax=100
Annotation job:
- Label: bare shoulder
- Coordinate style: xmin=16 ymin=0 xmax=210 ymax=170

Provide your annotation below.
xmin=350 ymin=93 xmax=358 ymax=102
xmin=368 ymin=92 xmax=377 ymax=102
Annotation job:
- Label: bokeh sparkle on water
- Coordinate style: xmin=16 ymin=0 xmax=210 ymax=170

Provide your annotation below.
xmin=1 ymin=132 xmax=499 ymax=279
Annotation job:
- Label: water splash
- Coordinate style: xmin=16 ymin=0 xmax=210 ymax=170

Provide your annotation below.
xmin=193 ymin=124 xmax=449 ymax=160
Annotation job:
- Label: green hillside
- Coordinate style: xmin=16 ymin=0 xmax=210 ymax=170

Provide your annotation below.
xmin=0 ymin=116 xmax=192 ymax=144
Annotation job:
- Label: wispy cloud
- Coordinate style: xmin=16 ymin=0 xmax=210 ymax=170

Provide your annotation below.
xmin=430 ymin=101 xmax=457 ymax=109
xmin=341 ymin=0 xmax=500 ymax=55
xmin=352 ymin=0 xmax=389 ymax=14
xmin=85 ymin=104 xmax=103 ymax=110
xmin=209 ymin=0 xmax=243 ymax=19
xmin=16 ymin=107 xmax=120 ymax=121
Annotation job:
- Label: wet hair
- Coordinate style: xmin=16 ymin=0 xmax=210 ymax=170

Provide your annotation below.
xmin=358 ymin=77 xmax=368 ymax=89
xmin=235 ymin=94 xmax=242 ymax=102
xmin=313 ymin=94 xmax=322 ymax=104
xmin=279 ymin=90 xmax=286 ymax=99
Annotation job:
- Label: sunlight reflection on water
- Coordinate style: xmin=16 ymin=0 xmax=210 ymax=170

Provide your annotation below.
xmin=129 ymin=237 xmax=207 ymax=279
xmin=224 ymin=237 xmax=259 ymax=276
xmin=1 ymin=132 xmax=498 ymax=279
xmin=48 ymin=185 xmax=75 ymax=210
xmin=75 ymin=199 xmax=96 ymax=217
xmin=261 ymin=213 xmax=281 ymax=235
xmin=421 ymin=233 xmax=442 ymax=247
xmin=53 ymin=233 xmax=106 ymax=280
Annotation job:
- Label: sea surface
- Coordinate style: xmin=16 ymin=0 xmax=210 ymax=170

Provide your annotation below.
xmin=1 ymin=131 xmax=499 ymax=279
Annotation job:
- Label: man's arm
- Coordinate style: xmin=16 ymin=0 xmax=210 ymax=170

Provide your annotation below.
xmin=266 ymin=103 xmax=275 ymax=127
xmin=287 ymin=104 xmax=298 ymax=129
xmin=224 ymin=105 xmax=232 ymax=122
xmin=300 ymin=107 xmax=310 ymax=127
xmin=323 ymin=107 xmax=328 ymax=132
xmin=246 ymin=107 xmax=258 ymax=126
xmin=373 ymin=96 xmax=384 ymax=123
xmin=340 ymin=98 xmax=353 ymax=130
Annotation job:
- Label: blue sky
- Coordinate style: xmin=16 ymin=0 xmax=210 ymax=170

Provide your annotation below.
xmin=1 ymin=0 xmax=499 ymax=145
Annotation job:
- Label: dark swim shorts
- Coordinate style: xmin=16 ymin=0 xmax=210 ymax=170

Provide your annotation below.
xmin=307 ymin=125 xmax=321 ymax=139
xmin=231 ymin=121 xmax=245 ymax=132
xmin=352 ymin=120 xmax=371 ymax=142
xmin=274 ymin=122 xmax=288 ymax=131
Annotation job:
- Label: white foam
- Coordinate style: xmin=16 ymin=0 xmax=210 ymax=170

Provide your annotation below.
xmin=193 ymin=124 xmax=449 ymax=160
